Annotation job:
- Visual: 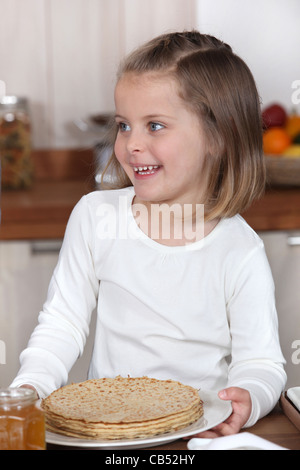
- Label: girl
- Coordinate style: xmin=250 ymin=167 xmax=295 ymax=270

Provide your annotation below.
xmin=12 ymin=31 xmax=286 ymax=437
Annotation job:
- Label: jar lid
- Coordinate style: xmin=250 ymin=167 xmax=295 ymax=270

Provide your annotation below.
xmin=0 ymin=387 xmax=36 ymax=405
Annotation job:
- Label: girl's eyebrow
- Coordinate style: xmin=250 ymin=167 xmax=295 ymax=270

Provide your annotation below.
xmin=114 ymin=113 xmax=176 ymax=121
xmin=144 ymin=114 xmax=176 ymax=121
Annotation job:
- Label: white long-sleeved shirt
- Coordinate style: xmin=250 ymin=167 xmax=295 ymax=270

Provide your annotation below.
xmin=11 ymin=187 xmax=286 ymax=427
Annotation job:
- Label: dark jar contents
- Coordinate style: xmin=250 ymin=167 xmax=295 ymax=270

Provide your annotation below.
xmin=0 ymin=388 xmax=45 ymax=450
xmin=0 ymin=96 xmax=34 ymax=189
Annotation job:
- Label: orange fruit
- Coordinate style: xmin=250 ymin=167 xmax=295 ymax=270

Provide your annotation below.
xmin=285 ymin=113 xmax=300 ymax=140
xmin=263 ymin=127 xmax=291 ymax=154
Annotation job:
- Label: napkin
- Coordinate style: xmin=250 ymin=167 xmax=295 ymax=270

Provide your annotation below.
xmin=287 ymin=387 xmax=300 ymax=412
xmin=187 ymin=432 xmax=287 ymax=450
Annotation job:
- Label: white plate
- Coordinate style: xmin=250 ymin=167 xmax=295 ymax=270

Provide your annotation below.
xmin=46 ymin=389 xmax=232 ymax=450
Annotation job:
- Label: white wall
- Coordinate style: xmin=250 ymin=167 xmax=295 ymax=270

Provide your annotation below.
xmin=0 ymin=0 xmax=196 ymax=149
xmin=196 ymin=0 xmax=300 ymax=113
xmin=0 ymin=0 xmax=299 ymax=148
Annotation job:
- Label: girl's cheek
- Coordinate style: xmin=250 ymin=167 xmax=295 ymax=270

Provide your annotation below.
xmin=114 ymin=139 xmax=123 ymax=164
xmin=114 ymin=140 xmax=133 ymax=180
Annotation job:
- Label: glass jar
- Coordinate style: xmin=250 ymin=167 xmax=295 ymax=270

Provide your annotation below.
xmin=0 ymin=388 xmax=45 ymax=450
xmin=0 ymin=96 xmax=34 ymax=189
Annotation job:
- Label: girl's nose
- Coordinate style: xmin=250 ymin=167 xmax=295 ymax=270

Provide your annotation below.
xmin=126 ymin=130 xmax=144 ymax=154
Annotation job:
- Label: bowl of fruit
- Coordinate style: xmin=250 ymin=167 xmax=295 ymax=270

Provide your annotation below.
xmin=262 ymin=103 xmax=300 ymax=186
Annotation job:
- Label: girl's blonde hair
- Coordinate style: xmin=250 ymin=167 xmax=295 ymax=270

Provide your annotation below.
xmin=102 ymin=30 xmax=265 ymax=220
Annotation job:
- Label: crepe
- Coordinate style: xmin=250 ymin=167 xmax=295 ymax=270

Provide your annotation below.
xmin=42 ymin=376 xmax=203 ymax=440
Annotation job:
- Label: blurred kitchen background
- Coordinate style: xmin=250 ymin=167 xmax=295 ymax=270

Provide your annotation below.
xmin=0 ymin=0 xmax=299 ymax=149
xmin=0 ymin=0 xmax=299 ymax=389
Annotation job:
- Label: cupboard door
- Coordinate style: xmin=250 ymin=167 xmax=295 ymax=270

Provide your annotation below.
xmin=259 ymin=231 xmax=300 ymax=388
xmin=0 ymin=240 xmax=95 ymax=387
xmin=0 ymin=241 xmax=60 ymax=387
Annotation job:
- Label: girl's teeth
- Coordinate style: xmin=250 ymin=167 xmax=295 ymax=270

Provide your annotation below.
xmin=133 ymin=165 xmax=159 ymax=174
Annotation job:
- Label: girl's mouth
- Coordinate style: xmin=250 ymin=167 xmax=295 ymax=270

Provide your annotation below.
xmin=133 ymin=165 xmax=161 ymax=176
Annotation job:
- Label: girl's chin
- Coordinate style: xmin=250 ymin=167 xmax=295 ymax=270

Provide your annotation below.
xmin=132 ymin=189 xmax=158 ymax=204
xmin=133 ymin=189 xmax=175 ymax=207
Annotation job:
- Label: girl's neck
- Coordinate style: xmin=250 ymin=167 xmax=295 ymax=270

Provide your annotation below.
xmin=132 ymin=197 xmax=219 ymax=247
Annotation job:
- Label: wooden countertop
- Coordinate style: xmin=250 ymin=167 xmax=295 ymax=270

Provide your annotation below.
xmin=1 ymin=149 xmax=300 ymax=240
xmin=0 ymin=148 xmax=95 ymax=240
xmin=242 ymin=186 xmax=300 ymax=231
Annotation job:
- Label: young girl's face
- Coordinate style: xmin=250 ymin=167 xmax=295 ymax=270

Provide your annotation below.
xmin=114 ymin=72 xmax=208 ymax=208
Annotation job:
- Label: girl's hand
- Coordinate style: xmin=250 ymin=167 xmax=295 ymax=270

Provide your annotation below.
xmin=20 ymin=384 xmax=39 ymax=399
xmin=193 ymin=387 xmax=252 ymax=438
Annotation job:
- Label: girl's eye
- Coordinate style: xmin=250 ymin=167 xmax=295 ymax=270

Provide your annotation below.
xmin=149 ymin=122 xmax=164 ymax=132
xmin=118 ymin=122 xmax=131 ymax=132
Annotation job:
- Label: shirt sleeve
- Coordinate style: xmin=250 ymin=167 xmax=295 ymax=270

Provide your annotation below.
xmin=226 ymin=243 xmax=287 ymax=427
xmin=10 ymin=196 xmax=99 ymax=398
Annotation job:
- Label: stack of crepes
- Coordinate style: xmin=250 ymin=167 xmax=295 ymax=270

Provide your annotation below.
xmin=42 ymin=376 xmax=203 ymax=440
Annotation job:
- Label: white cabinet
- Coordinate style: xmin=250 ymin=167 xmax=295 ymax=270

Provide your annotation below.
xmin=259 ymin=231 xmax=300 ymax=388
xmin=0 ymin=240 xmax=95 ymax=388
